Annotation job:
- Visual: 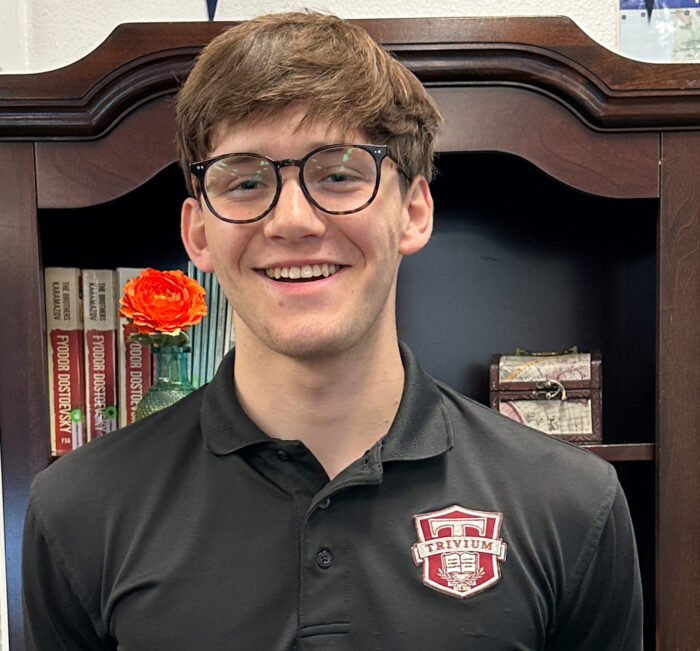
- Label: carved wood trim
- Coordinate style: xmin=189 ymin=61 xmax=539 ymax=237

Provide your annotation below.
xmin=1 ymin=17 xmax=700 ymax=140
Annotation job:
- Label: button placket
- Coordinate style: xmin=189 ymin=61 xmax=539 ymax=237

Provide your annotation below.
xmin=299 ymin=496 xmax=349 ymax=635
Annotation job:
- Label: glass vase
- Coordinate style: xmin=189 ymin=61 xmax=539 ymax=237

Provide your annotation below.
xmin=134 ymin=346 xmax=195 ymax=421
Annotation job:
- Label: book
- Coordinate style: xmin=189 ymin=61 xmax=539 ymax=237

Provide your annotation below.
xmin=115 ymin=268 xmax=153 ymax=428
xmin=185 ymin=264 xmax=236 ymax=386
xmin=214 ymin=275 xmax=227 ymax=375
xmin=197 ymin=271 xmax=212 ymax=386
xmin=82 ymin=269 xmax=119 ymax=441
xmin=44 ymin=267 xmax=86 ymax=455
xmin=0 ymin=446 xmax=9 ymax=651
xmin=205 ymin=274 xmax=219 ymax=383
xmin=224 ymin=296 xmax=236 ymax=355
xmin=187 ymin=262 xmax=204 ymax=388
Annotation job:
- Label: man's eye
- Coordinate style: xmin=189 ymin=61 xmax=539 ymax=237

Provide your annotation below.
xmin=317 ymin=168 xmax=364 ymax=184
xmin=236 ymin=179 xmax=261 ymax=190
xmin=215 ymin=176 xmax=269 ymax=202
xmin=325 ymin=172 xmax=351 ymax=183
xmin=225 ymin=176 xmax=268 ymax=195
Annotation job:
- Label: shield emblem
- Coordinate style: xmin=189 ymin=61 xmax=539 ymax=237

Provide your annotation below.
xmin=411 ymin=505 xmax=507 ymax=598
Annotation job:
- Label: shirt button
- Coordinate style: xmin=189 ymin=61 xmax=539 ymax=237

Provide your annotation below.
xmin=316 ymin=548 xmax=333 ymax=569
xmin=276 ymin=449 xmax=291 ymax=460
xmin=318 ymin=497 xmax=331 ymax=509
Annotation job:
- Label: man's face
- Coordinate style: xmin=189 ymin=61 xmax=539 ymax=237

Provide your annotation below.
xmin=181 ymin=106 xmax=433 ymax=361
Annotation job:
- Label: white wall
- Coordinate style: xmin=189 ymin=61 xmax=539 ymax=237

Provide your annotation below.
xmin=1 ymin=0 xmax=619 ymax=74
xmin=0 ymin=0 xmax=26 ymax=73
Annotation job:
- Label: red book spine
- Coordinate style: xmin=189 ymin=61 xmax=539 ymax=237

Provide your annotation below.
xmin=82 ymin=270 xmax=118 ymax=441
xmin=116 ymin=268 xmax=153 ymax=427
xmin=44 ymin=268 xmax=86 ymax=455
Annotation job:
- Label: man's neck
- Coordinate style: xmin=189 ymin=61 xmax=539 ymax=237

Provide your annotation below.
xmin=233 ymin=326 xmax=405 ymax=480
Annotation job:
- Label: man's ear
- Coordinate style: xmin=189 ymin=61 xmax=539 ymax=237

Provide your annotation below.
xmin=398 ymin=175 xmax=434 ymax=256
xmin=181 ymin=197 xmax=215 ymax=273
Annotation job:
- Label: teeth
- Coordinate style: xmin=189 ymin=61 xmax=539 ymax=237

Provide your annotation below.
xmin=264 ymin=264 xmax=341 ymax=280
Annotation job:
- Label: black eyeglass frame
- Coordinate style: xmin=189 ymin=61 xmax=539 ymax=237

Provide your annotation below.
xmin=189 ymin=143 xmax=402 ymax=224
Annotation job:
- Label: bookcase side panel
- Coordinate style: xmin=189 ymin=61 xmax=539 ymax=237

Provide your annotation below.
xmin=657 ymin=131 xmax=700 ymax=649
xmin=0 ymin=142 xmax=47 ymax=650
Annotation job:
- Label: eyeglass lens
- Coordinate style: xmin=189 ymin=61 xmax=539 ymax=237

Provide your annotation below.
xmin=202 ymin=146 xmax=378 ymax=222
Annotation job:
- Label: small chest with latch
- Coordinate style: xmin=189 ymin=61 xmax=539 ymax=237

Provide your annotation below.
xmin=489 ymin=349 xmax=602 ymax=443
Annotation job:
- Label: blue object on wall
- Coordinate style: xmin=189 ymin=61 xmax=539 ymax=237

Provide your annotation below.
xmin=621 ymin=0 xmax=658 ymax=18
xmin=207 ymin=0 xmax=218 ymax=21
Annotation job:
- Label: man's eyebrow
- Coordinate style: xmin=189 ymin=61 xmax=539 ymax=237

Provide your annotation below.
xmin=253 ymin=139 xmax=358 ymax=158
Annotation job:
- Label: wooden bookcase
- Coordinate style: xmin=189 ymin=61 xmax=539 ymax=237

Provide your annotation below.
xmin=0 ymin=17 xmax=698 ymax=649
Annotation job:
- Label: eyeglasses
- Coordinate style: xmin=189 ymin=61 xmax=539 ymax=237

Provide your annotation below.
xmin=190 ymin=144 xmax=399 ymax=224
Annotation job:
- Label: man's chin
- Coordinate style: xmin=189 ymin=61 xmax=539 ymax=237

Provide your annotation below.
xmin=266 ymin=334 xmax=359 ymax=361
xmin=253 ymin=323 xmax=371 ymax=362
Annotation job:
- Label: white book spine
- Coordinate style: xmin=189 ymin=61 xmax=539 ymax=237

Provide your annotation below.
xmin=116 ymin=268 xmax=153 ymax=428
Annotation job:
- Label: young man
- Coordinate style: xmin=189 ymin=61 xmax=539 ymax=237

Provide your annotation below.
xmin=23 ymin=12 xmax=643 ymax=650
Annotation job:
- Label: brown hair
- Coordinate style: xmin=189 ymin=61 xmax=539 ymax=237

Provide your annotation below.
xmin=175 ymin=11 xmax=442 ymax=193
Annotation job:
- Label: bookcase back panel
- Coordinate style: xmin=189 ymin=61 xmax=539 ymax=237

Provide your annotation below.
xmin=397 ymin=151 xmax=656 ymax=445
xmin=37 ymin=150 xmax=658 ymax=448
xmin=431 ymin=86 xmax=659 ymax=199
xmin=39 ymin=164 xmax=189 ymax=271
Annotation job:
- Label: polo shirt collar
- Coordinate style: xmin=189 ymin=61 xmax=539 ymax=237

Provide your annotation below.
xmin=200 ymin=343 xmax=453 ymax=461
xmin=379 ymin=343 xmax=453 ymax=462
xmin=200 ymin=349 xmax=268 ymax=455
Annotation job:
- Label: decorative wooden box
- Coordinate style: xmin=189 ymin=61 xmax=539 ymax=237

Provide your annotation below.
xmin=489 ymin=350 xmax=602 ymax=443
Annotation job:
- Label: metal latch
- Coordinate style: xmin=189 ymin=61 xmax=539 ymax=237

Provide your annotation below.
xmin=535 ymin=380 xmax=566 ymax=401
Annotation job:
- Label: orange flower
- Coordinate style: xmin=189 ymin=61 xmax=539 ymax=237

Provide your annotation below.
xmin=119 ymin=268 xmax=207 ymax=335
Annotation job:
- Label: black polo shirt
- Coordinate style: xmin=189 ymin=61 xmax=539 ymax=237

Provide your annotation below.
xmin=23 ymin=345 xmax=642 ymax=650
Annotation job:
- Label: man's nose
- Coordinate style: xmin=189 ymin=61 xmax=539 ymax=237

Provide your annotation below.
xmin=262 ymin=169 xmax=327 ymax=241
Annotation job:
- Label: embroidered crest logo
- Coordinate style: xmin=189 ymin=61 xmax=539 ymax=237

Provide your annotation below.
xmin=411 ymin=505 xmax=507 ymax=598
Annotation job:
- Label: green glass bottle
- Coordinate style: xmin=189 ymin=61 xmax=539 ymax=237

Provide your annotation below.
xmin=134 ymin=346 xmax=195 ymax=420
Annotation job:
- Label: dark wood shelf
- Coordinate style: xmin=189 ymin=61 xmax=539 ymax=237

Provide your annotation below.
xmin=581 ymin=443 xmax=654 ymax=462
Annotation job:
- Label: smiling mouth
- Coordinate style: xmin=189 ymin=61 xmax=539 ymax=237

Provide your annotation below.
xmin=263 ymin=264 xmax=343 ymax=282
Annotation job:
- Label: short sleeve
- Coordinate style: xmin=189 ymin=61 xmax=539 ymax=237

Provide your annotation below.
xmin=22 ymin=484 xmax=114 ymax=650
xmin=546 ymin=482 xmax=643 ymax=650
